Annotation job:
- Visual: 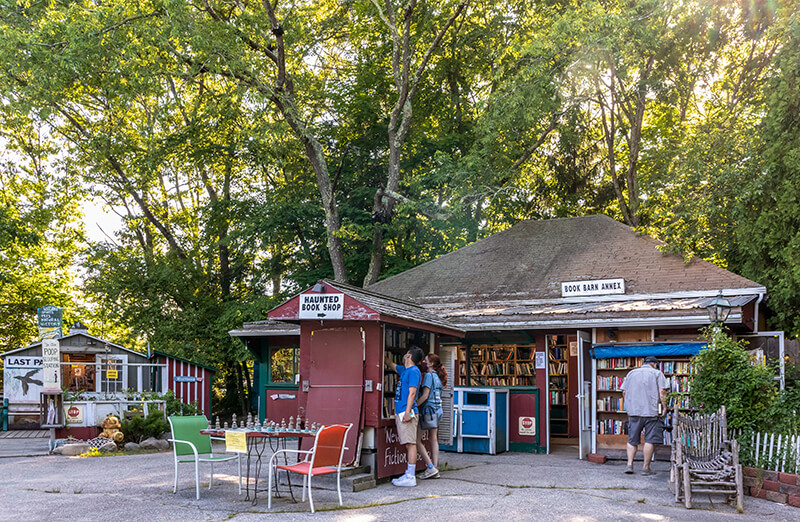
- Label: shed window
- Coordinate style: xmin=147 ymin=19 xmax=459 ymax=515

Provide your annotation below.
xmin=269 ymin=347 xmax=298 ymax=384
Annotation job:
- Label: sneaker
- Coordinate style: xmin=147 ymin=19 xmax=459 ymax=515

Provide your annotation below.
xmin=641 ymin=468 xmax=656 ymax=476
xmin=419 ymin=466 xmax=439 ymax=480
xmin=624 ymin=465 xmax=634 ymax=474
xmin=392 ymin=473 xmax=416 ymax=487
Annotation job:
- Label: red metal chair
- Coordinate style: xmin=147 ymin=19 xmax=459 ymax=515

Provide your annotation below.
xmin=267 ymin=423 xmax=353 ymax=513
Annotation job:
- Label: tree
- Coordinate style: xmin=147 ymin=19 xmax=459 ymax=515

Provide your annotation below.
xmin=361 ymin=0 xmax=467 ymax=286
xmin=0 ymin=0 xmax=294 ymax=413
xmin=736 ymin=27 xmax=800 ymax=336
xmin=0 ymin=122 xmax=85 ymax=349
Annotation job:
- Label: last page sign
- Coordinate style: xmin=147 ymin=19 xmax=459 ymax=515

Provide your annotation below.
xmin=299 ymin=293 xmax=344 ymax=319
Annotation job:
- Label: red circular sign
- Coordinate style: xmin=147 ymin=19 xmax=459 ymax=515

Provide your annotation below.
xmin=68 ymin=406 xmax=80 ymax=417
xmin=521 ymin=417 xmax=533 ymax=429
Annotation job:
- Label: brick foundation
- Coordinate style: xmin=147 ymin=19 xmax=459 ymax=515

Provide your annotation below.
xmin=743 ymin=467 xmax=799 ymax=509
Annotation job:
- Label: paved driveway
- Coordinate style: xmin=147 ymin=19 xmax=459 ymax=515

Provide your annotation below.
xmin=0 ymin=447 xmax=796 ymax=521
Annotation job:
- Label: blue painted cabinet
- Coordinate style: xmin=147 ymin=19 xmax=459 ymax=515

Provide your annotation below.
xmin=441 ymin=387 xmax=509 ymax=454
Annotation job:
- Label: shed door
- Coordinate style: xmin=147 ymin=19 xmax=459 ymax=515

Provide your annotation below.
xmin=307 ymin=327 xmax=364 ymax=465
xmin=438 ymin=345 xmax=456 ymax=446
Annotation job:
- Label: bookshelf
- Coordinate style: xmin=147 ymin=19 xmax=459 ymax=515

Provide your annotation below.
xmin=594 ymin=356 xmax=696 ymax=448
xmin=382 ymin=349 xmax=404 ymax=418
xmin=456 ymin=344 xmax=536 ymax=387
xmin=381 ymin=326 xmax=430 ymax=419
xmin=548 ymin=335 xmax=570 ymax=437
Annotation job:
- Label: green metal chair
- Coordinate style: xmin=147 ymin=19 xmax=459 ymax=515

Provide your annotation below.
xmin=168 ymin=415 xmax=242 ymax=500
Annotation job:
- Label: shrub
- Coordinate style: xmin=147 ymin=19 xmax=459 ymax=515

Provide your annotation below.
xmin=121 ymin=411 xmax=169 ymax=443
xmin=691 ymin=326 xmax=777 ymax=430
xmin=152 ymin=390 xmax=200 ymax=417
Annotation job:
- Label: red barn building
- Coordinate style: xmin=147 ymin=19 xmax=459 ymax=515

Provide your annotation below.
xmin=150 ymin=351 xmax=216 ymax=418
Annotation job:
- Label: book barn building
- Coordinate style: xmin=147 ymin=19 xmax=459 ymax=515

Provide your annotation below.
xmin=232 ymin=215 xmax=784 ymax=476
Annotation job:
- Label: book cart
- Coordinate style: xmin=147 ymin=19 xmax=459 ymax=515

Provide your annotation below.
xmin=592 ymin=343 xmax=703 ymax=453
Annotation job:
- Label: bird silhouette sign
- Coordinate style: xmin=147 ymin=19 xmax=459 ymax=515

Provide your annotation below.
xmin=14 ymin=369 xmax=43 ymax=396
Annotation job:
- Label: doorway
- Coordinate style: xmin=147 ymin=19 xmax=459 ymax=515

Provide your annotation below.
xmin=545 ymin=330 xmax=593 ymax=458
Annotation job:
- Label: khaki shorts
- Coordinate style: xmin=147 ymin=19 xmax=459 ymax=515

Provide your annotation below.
xmin=395 ymin=415 xmax=419 ymax=445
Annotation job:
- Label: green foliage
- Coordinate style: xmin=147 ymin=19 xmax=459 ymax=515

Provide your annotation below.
xmin=0 ymin=148 xmax=86 ymax=350
xmin=735 ymin=28 xmax=800 ymax=337
xmin=691 ymin=327 xmax=777 ymax=430
xmin=160 ymin=390 xmax=199 ymax=417
xmin=120 ymin=411 xmax=169 ymax=444
xmin=1 ymin=0 xmax=800 ymax=423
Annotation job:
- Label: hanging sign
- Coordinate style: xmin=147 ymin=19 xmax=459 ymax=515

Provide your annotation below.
xmin=106 ymin=370 xmax=119 ymax=379
xmin=41 ymin=338 xmax=62 ymax=392
xmin=299 ymin=293 xmax=344 ymax=319
xmin=561 ymin=278 xmax=625 ymax=297
xmin=38 ymin=304 xmax=63 ymax=339
xmin=174 ymin=375 xmax=198 ymax=383
xmin=535 ymin=352 xmax=546 ymax=370
xmin=225 ymin=430 xmax=247 ymax=453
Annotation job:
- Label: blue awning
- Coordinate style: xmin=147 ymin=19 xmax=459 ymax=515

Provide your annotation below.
xmin=591 ymin=343 xmax=707 ymax=359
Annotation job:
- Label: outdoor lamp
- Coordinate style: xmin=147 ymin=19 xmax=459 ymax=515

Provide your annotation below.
xmin=706 ymin=292 xmax=732 ymax=324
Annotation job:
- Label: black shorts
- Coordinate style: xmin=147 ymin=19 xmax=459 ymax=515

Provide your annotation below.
xmin=627 ymin=416 xmax=663 ymax=445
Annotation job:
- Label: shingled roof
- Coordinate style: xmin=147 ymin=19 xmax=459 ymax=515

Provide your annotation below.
xmin=366 ymin=215 xmax=765 ymax=330
xmin=369 ymin=215 xmax=762 ymax=301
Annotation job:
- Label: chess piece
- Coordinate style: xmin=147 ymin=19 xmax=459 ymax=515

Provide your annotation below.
xmin=247 ymin=412 xmax=253 ymax=428
xmin=280 ymin=418 xmax=286 ymax=431
xmin=223 ymin=421 xmax=229 ymax=429
xmin=231 ymin=413 xmax=238 ymax=429
xmin=296 ymin=415 xmax=303 ymax=430
xmin=288 ymin=416 xmax=294 ymax=430
xmin=215 ymin=416 xmax=221 ymax=430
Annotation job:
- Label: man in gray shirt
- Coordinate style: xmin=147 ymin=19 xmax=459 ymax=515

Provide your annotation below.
xmin=621 ymin=355 xmax=669 ymax=475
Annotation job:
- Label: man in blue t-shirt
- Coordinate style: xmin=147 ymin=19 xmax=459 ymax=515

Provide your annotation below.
xmin=384 ymin=345 xmax=424 ymax=487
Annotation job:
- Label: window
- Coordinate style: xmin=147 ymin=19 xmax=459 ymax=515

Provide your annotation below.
xmin=96 ymin=355 xmax=128 ymax=393
xmin=269 ymin=347 xmax=298 ymax=385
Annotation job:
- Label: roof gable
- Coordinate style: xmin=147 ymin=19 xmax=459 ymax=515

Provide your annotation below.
xmin=267 ymin=280 xmax=463 ymax=335
xmin=2 ymin=333 xmax=145 ymax=359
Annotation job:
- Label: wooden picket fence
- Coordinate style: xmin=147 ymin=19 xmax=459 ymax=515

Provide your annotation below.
xmin=731 ymin=429 xmax=800 ymax=474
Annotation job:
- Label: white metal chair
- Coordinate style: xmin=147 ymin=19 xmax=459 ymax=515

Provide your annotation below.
xmin=168 ymin=415 xmax=242 ymax=500
xmin=267 ymin=423 xmax=352 ymax=513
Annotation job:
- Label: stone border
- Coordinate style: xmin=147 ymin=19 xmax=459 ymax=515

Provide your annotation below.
xmin=743 ymin=467 xmax=800 ymax=507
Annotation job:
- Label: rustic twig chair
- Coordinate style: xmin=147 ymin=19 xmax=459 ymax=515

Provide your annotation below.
xmin=670 ymin=405 xmax=743 ymax=511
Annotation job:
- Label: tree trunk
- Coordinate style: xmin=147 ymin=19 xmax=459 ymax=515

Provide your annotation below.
xmin=235 ymin=362 xmax=247 ymax=416
xmin=362 ymin=1 xmax=466 ymax=286
xmin=241 ymin=362 xmax=252 ymax=413
xmin=304 ymin=137 xmax=349 ymax=283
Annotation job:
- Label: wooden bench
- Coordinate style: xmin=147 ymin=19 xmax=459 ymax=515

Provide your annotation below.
xmin=670 ymin=405 xmax=743 ymax=511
